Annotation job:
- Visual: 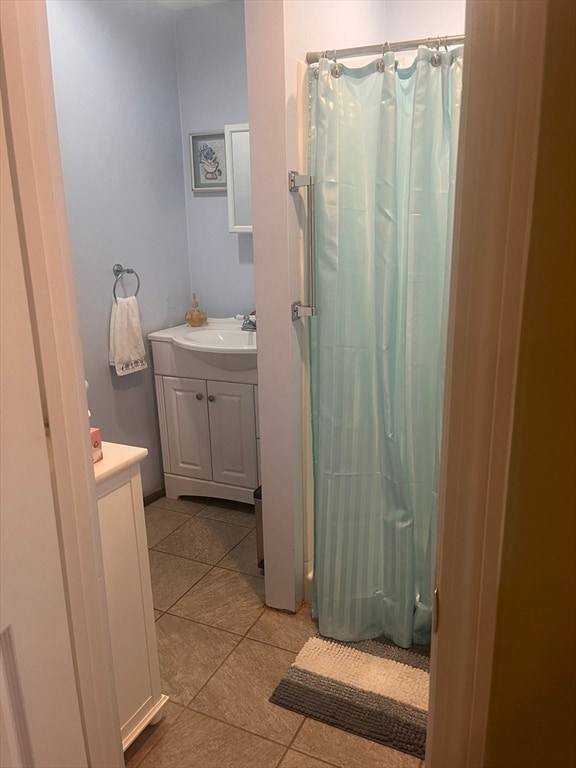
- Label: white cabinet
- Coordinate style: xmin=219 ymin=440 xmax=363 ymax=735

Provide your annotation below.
xmin=94 ymin=442 xmax=168 ymax=750
xmin=207 ymin=380 xmax=258 ymax=487
xmin=150 ymin=327 xmax=259 ymax=504
xmin=225 ymin=123 xmax=252 ymax=233
xmin=161 ymin=376 xmax=257 ymax=491
xmin=162 ymin=377 xmax=212 ymax=480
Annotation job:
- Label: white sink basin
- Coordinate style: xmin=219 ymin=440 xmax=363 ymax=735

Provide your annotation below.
xmin=175 ymin=327 xmax=256 ymax=354
xmin=148 ymin=320 xmax=257 ymax=371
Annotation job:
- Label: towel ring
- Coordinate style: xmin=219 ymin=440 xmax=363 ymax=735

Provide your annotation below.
xmin=112 ymin=263 xmax=140 ymax=303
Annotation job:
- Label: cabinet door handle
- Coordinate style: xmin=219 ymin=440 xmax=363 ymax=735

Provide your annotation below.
xmin=207 ymin=395 xmax=216 ymax=402
xmin=196 ymin=393 xmax=203 ymax=401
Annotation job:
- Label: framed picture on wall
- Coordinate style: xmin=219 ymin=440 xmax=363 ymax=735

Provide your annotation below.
xmin=189 ymin=131 xmax=227 ymax=191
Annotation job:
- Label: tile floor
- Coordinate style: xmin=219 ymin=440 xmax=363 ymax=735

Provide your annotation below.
xmin=125 ymin=496 xmax=424 ymax=768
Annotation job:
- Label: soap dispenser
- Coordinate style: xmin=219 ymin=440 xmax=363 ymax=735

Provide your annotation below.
xmin=185 ymin=293 xmax=207 ymax=327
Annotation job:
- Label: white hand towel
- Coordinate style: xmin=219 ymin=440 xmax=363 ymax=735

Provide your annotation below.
xmin=109 ymin=296 xmax=148 ymax=376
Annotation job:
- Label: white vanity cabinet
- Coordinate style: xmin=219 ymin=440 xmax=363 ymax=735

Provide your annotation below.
xmin=161 ymin=376 xmax=257 ymax=489
xmin=94 ymin=442 xmax=168 ymax=750
xmin=149 ymin=324 xmax=259 ymax=504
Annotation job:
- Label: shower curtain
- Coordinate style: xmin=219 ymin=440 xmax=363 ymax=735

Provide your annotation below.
xmin=310 ymin=46 xmax=463 ymax=648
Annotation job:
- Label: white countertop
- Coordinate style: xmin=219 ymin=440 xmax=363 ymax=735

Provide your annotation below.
xmin=148 ymin=317 xmax=242 ymax=344
xmin=94 ymin=442 xmax=148 ymax=485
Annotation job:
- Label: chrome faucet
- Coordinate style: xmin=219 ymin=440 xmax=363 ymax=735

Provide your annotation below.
xmin=241 ymin=315 xmax=256 ymax=331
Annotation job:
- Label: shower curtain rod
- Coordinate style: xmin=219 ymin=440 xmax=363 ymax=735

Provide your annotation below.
xmin=305 ymin=35 xmax=465 ymax=65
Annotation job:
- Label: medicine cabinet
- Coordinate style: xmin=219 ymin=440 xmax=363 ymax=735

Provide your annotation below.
xmin=225 ymin=123 xmax=252 ymax=233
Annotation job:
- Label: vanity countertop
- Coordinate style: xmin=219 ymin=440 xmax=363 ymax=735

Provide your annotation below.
xmin=94 ymin=441 xmax=148 ymax=485
xmin=148 ymin=317 xmax=241 ymax=344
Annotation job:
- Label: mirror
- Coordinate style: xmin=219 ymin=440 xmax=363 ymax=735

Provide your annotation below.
xmin=225 ymin=123 xmax=252 ymax=233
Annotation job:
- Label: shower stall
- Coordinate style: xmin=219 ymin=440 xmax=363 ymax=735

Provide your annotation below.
xmin=294 ymin=36 xmax=464 ymax=647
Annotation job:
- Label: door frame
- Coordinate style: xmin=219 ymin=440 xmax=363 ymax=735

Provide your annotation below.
xmin=2 ymin=0 xmax=550 ymax=765
xmin=246 ymin=0 xmax=549 ymax=765
xmin=0 ymin=2 xmax=123 ymax=765
xmin=423 ymin=0 xmax=547 ymax=764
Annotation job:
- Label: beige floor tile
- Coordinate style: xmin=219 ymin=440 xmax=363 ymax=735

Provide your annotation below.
xmin=155 ymin=516 xmax=250 ymax=564
xmin=154 ymin=609 xmax=162 ymax=621
xmin=247 ymin=604 xmax=317 ymax=653
xmin=279 ymin=750 xmax=337 ymax=768
xmin=170 ymin=567 xmax=265 ymax=634
xmin=190 ymin=638 xmax=303 ymax=746
xmin=291 ymin=719 xmax=422 ymax=768
xmin=197 ymin=502 xmax=256 ymax=528
xmin=148 ymin=550 xmax=211 ymax=611
xmin=218 ymin=530 xmax=263 ymax=578
xmin=155 ymin=614 xmax=239 ymax=706
xmin=124 ymin=701 xmax=184 ymax=768
xmin=148 ymin=496 xmax=208 ymax=516
xmin=138 ymin=708 xmax=285 ymax=768
xmin=144 ymin=506 xmax=189 ymax=548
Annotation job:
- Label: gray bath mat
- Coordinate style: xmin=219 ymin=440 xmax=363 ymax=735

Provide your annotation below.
xmin=270 ymin=634 xmax=429 ymax=760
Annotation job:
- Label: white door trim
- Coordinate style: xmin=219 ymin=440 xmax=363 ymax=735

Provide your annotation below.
xmin=0 ymin=2 xmax=123 ymax=765
xmin=4 ymin=0 xmax=549 ymax=763
xmin=426 ymin=1 xmax=548 ymax=765
xmin=245 ymin=0 xmax=305 ymax=612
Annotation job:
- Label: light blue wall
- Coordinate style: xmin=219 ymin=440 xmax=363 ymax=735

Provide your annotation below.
xmin=175 ymin=1 xmax=254 ymax=317
xmin=47 ymin=0 xmax=461 ymax=498
xmin=47 ymin=0 xmax=190 ymax=495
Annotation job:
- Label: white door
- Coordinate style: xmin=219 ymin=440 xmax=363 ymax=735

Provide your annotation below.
xmin=207 ymin=381 xmax=258 ymax=489
xmin=162 ymin=376 xmax=213 ymax=480
xmin=0 ymin=96 xmax=87 ymax=768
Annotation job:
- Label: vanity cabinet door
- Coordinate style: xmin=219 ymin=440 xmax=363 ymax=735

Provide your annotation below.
xmin=162 ymin=376 xmax=212 ymax=480
xmin=207 ymin=381 xmax=257 ymax=488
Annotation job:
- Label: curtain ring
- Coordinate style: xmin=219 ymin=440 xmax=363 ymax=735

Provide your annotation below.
xmin=377 ymin=43 xmax=389 ymax=73
xmin=329 ymin=50 xmax=342 ymax=78
xmin=442 ymin=36 xmax=449 ymax=52
xmin=430 ymin=51 xmax=442 ymax=67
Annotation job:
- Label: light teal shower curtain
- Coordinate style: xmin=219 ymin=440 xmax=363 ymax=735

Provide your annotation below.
xmin=310 ymin=47 xmax=463 ymax=648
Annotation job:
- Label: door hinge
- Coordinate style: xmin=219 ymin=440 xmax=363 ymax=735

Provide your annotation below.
xmin=433 ymin=587 xmax=439 ymax=634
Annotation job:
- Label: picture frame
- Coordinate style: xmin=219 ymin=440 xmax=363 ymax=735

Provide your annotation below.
xmin=189 ymin=131 xmax=227 ymax=191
